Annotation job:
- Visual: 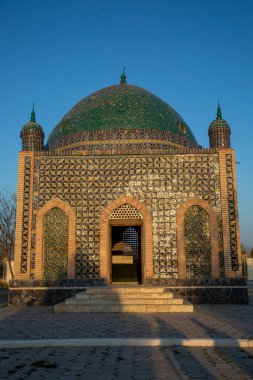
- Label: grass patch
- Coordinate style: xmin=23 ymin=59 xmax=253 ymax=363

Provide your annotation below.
xmin=0 ymin=355 xmax=9 ymax=361
xmin=116 ymin=355 xmax=124 ymax=362
xmin=31 ymin=360 xmax=58 ymax=369
xmin=15 ymin=364 xmax=26 ymax=370
xmin=8 ymin=369 xmax=17 ymax=375
xmin=25 ymin=367 xmax=37 ymax=376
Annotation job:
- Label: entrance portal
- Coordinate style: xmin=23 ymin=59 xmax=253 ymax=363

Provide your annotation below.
xmin=100 ymin=197 xmax=153 ymax=284
xmin=111 ymin=226 xmax=142 ymax=284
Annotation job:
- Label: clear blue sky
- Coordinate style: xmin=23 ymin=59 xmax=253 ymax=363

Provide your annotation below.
xmin=0 ymin=0 xmax=253 ymax=248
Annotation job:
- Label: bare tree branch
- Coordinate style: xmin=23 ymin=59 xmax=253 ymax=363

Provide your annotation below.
xmin=0 ymin=188 xmax=16 ymax=279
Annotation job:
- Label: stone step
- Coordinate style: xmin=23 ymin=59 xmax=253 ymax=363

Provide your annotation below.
xmin=55 ymin=302 xmax=193 ymax=313
xmin=76 ymin=292 xmax=174 ymax=300
xmin=54 ymin=286 xmax=193 ymax=313
xmin=85 ymin=286 xmax=168 ymax=295
xmin=65 ymin=297 xmax=184 ymax=305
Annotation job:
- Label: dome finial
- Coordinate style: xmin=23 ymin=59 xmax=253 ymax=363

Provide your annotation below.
xmin=30 ymin=102 xmax=36 ymax=122
xmin=120 ymin=67 xmax=126 ymax=84
xmin=216 ymin=100 xmax=222 ymax=120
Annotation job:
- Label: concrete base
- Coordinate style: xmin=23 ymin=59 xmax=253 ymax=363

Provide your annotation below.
xmin=8 ymin=278 xmax=248 ymax=306
xmin=147 ymin=278 xmax=248 ymax=304
xmin=0 ymin=338 xmax=253 ymax=349
xmin=8 ymin=279 xmax=106 ymax=306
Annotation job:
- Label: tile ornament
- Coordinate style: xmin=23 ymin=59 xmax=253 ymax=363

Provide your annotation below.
xmin=21 ymin=157 xmax=31 ymax=272
xmin=33 ymin=153 xmax=221 ymax=279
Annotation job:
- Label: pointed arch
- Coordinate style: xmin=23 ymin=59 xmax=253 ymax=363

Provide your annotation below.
xmin=177 ymin=198 xmax=219 ymax=279
xmin=100 ymin=195 xmax=153 ymax=283
xmin=35 ymin=198 xmax=76 ymax=279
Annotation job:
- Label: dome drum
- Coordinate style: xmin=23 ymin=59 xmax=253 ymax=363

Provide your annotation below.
xmin=48 ymin=127 xmax=199 ymax=152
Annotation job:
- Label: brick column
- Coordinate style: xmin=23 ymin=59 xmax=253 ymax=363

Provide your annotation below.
xmin=219 ymin=150 xmax=241 ymax=277
xmin=14 ymin=152 xmax=34 ymax=279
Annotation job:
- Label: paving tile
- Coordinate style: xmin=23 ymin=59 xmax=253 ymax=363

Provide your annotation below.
xmin=0 ymin=304 xmax=253 ymax=378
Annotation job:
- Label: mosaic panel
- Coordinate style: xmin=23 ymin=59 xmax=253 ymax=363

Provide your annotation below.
xmin=33 ymin=153 xmax=221 ymax=279
xmin=21 ymin=157 xmax=31 ymax=273
xmin=184 ymin=205 xmax=211 ymax=278
xmin=226 ymin=154 xmax=238 ymax=270
xmin=43 ymin=208 xmax=69 ymax=279
xmin=110 ymin=204 xmax=143 ymax=219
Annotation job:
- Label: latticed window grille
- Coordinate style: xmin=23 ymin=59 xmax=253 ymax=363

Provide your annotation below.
xmin=184 ymin=205 xmax=211 ymax=279
xmin=109 ymin=204 xmax=143 ymax=219
xmin=123 ymin=227 xmax=139 ymax=258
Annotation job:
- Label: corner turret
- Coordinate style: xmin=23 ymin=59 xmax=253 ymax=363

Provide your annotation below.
xmin=20 ymin=104 xmax=45 ymax=151
xmin=208 ymin=102 xmax=231 ymax=148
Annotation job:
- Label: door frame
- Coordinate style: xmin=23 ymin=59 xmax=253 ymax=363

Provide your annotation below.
xmin=99 ymin=195 xmax=153 ymax=285
xmin=110 ymin=220 xmax=143 ymax=284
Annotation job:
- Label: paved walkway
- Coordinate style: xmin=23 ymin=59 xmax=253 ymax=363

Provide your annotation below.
xmin=0 ymin=302 xmax=253 ymax=378
xmin=0 ymin=345 xmax=252 ymax=379
xmin=1 ymin=303 xmax=253 ymax=340
xmin=0 ymin=289 xmax=8 ymax=307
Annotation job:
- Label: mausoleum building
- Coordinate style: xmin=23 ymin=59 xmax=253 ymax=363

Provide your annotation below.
xmin=10 ymin=73 xmax=247 ymax=305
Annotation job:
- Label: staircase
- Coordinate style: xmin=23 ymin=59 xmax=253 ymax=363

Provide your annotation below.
xmin=54 ymin=286 xmax=193 ymax=313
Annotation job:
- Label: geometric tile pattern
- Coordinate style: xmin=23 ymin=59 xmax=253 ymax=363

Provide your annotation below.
xmin=43 ymin=207 xmax=69 ymax=279
xmin=33 ymin=153 xmax=221 ymax=279
xmin=21 ymin=157 xmax=31 ymax=273
xmin=226 ymin=154 xmax=238 ymax=270
xmin=30 ymin=232 xmax=36 ymax=277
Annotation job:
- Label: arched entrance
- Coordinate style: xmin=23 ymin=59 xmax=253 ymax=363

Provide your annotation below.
xmin=100 ymin=195 xmax=153 ymax=284
xmin=110 ymin=205 xmax=143 ymax=284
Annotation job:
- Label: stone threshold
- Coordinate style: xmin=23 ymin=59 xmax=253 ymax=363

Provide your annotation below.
xmin=9 ymin=286 xmax=248 ymax=290
xmin=0 ymin=338 xmax=252 ymax=349
xmin=9 ymin=287 xmax=88 ymax=290
xmin=158 ymin=286 xmax=248 ymax=289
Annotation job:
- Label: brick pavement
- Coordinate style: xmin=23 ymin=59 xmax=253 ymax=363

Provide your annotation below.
xmin=0 ymin=346 xmax=252 ymax=379
xmin=0 ymin=289 xmax=8 ymax=307
xmin=0 ymin=303 xmax=252 ymax=340
xmin=0 ymin=303 xmax=253 ymax=379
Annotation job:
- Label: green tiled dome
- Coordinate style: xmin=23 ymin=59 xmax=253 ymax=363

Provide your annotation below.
xmin=47 ymin=84 xmax=198 ymax=148
xmin=21 ymin=121 xmax=44 ymax=135
xmin=209 ymin=117 xmax=230 ymax=130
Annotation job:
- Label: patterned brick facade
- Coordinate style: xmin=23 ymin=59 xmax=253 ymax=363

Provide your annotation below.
xmin=14 ymin=148 xmax=242 ymax=282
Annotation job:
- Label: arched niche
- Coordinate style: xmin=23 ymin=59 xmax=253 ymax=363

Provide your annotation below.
xmin=177 ymin=198 xmax=219 ymax=279
xmin=35 ymin=198 xmax=76 ymax=279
